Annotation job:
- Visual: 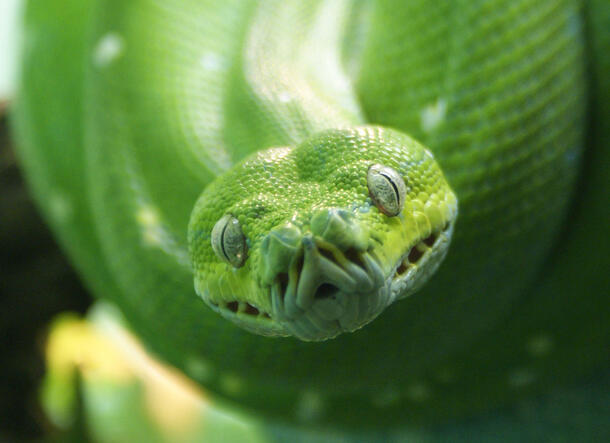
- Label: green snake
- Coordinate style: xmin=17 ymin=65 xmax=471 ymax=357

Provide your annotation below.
xmin=12 ymin=0 xmax=609 ymax=427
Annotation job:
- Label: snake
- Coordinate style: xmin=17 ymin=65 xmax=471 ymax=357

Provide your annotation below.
xmin=12 ymin=0 xmax=609 ymax=429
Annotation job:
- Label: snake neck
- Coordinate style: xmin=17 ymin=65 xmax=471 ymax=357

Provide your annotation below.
xmin=228 ymin=0 xmax=367 ymax=150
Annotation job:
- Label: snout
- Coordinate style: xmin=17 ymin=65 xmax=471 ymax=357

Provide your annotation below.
xmin=261 ymin=209 xmax=390 ymax=341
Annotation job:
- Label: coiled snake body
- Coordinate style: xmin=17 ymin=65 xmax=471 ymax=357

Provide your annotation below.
xmin=13 ymin=0 xmax=609 ymax=426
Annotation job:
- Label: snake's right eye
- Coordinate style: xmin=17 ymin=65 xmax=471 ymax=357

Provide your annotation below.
xmin=367 ymin=164 xmax=406 ymax=217
xmin=211 ymin=214 xmax=248 ymax=268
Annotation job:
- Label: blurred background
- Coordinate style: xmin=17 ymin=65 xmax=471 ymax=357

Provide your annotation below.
xmin=1 ymin=1 xmax=92 ymax=439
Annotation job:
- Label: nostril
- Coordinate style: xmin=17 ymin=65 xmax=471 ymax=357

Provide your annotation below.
xmin=315 ymin=283 xmax=339 ymax=300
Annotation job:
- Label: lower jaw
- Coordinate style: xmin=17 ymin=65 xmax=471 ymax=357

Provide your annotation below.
xmin=280 ymin=284 xmax=393 ymax=341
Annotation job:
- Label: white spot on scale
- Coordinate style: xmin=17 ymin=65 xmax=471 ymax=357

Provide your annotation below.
xmin=200 ymin=52 xmax=226 ymax=71
xmin=295 ymin=391 xmax=325 ymax=422
xmin=136 ymin=205 xmax=163 ymax=247
xmin=219 ymin=373 xmax=244 ymax=395
xmin=526 ymin=334 xmax=554 ymax=357
xmin=278 ymin=92 xmax=293 ymax=103
xmin=420 ymin=98 xmax=447 ymax=133
xmin=184 ymin=356 xmax=214 ymax=382
xmin=406 ymin=382 xmax=431 ymax=402
xmin=93 ymin=32 xmax=124 ymax=67
xmin=136 ymin=206 xmax=160 ymax=226
xmin=48 ymin=192 xmax=73 ymax=223
xmin=508 ymin=368 xmax=537 ymax=388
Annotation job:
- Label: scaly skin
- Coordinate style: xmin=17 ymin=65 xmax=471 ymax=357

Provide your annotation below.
xmin=189 ymin=127 xmax=457 ymax=340
xmin=12 ymin=0 xmax=609 ymax=428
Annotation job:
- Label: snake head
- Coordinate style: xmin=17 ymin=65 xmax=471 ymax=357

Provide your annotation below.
xmin=188 ymin=126 xmax=457 ymax=340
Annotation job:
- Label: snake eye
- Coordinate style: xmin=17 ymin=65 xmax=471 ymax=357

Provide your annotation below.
xmin=367 ymin=164 xmax=406 ymax=217
xmin=211 ymin=214 xmax=248 ymax=267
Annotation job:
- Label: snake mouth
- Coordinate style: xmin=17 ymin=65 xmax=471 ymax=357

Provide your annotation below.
xmin=206 ymin=221 xmax=454 ymax=341
xmin=209 ymin=300 xmax=272 ymax=319
xmin=204 ymin=298 xmax=286 ymax=337
xmin=267 ymin=221 xmax=453 ymax=341
xmin=269 ymin=243 xmax=389 ymax=341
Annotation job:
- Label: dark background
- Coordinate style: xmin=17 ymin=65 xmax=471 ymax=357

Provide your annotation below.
xmin=0 ymin=111 xmax=90 ymax=440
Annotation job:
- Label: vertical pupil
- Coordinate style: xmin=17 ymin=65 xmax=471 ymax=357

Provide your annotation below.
xmin=220 ymin=220 xmax=231 ymax=262
xmin=380 ymin=172 xmax=400 ymax=206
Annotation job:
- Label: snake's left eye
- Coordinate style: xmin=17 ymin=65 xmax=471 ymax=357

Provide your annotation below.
xmin=367 ymin=164 xmax=406 ymax=217
xmin=211 ymin=214 xmax=248 ymax=267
